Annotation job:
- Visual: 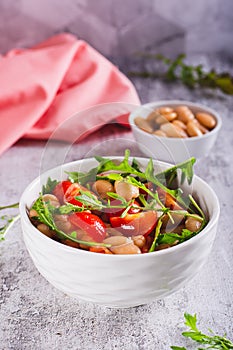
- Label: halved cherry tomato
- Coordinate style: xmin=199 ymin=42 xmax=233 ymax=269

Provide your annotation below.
xmin=110 ymin=211 xmax=157 ymax=237
xmin=105 ymin=199 xmax=141 ymax=219
xmin=64 ymin=183 xmax=86 ymax=206
xmin=69 ymin=212 xmax=106 ymax=242
xmin=157 ymin=188 xmax=184 ymax=210
xmin=53 ymin=181 xmax=72 ymax=203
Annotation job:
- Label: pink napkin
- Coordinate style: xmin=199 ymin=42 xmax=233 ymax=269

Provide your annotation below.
xmin=0 ymin=33 xmax=140 ymax=156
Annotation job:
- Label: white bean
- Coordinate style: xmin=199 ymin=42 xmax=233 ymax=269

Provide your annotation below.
xmin=42 ymin=194 xmax=60 ymax=207
xmin=92 ymin=180 xmax=114 ymax=199
xmin=114 ymin=180 xmax=139 ymax=202
xmin=110 ymin=242 xmax=141 ymax=254
xmin=196 ymin=112 xmax=216 ymax=129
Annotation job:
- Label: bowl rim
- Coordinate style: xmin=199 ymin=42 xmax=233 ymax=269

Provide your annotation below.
xmin=19 ymin=156 xmax=220 ymax=259
xmin=129 ymin=100 xmax=222 ymax=141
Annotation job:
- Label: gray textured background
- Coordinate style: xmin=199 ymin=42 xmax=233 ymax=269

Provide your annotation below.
xmin=0 ymin=0 xmax=233 ymax=58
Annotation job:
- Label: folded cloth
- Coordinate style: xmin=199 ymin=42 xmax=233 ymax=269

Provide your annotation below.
xmin=0 ymin=33 xmax=140 ymax=156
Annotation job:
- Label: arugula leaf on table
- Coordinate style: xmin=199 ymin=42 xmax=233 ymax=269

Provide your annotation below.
xmin=0 ymin=203 xmax=19 ymax=210
xmin=0 ymin=214 xmax=20 ymax=241
xmin=171 ymin=313 xmax=233 ymax=349
xmin=0 ymin=202 xmax=20 ymax=241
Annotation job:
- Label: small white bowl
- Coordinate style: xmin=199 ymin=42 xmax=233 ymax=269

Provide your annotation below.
xmin=129 ymin=100 xmax=222 ymax=163
xmin=19 ymin=157 xmax=220 ymax=308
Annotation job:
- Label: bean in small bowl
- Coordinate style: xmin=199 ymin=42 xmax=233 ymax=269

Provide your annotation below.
xmin=129 ymin=100 xmax=222 ymax=163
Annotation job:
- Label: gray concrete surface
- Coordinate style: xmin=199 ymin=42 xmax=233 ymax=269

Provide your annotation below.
xmin=0 ymin=56 xmax=233 ymax=349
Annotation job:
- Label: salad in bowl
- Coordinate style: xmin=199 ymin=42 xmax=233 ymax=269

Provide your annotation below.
xmin=20 ymin=150 xmax=219 ymax=307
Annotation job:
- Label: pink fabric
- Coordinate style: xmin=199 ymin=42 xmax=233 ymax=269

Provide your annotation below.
xmin=0 ymin=33 xmax=140 ymax=155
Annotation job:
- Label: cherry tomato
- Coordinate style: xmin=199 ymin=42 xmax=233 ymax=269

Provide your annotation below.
xmin=105 ymin=199 xmax=141 ymax=219
xmin=69 ymin=212 xmax=106 ymax=242
xmin=53 ymin=181 xmax=72 ymax=203
xmin=110 ymin=211 xmax=157 ymax=237
xmin=64 ymin=183 xmax=86 ymax=206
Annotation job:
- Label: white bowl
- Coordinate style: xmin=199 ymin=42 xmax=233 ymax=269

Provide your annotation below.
xmin=129 ymin=100 xmax=222 ymax=163
xmin=19 ymin=157 xmax=220 ymax=308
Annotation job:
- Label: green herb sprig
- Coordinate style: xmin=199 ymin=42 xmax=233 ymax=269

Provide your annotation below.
xmin=0 ymin=203 xmax=20 ymax=241
xmin=171 ymin=313 xmax=233 ymax=349
xmin=130 ymin=53 xmax=233 ymax=95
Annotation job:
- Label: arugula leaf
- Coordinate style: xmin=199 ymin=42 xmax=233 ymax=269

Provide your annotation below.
xmin=96 ymin=173 xmax=123 ymax=182
xmin=106 ymin=192 xmax=127 ymax=205
xmin=156 ymin=158 xmax=196 ymax=186
xmin=67 ymin=150 xmax=135 ymax=185
xmin=189 ymin=195 xmax=206 ymax=225
xmin=157 ymin=229 xmax=197 ymax=246
xmin=171 ymin=313 xmax=233 ymax=349
xmin=42 ymin=177 xmax=59 ymax=194
xmin=145 ymin=158 xmax=155 ymax=180
xmin=32 ymin=196 xmax=57 ymax=228
xmin=0 ymin=203 xmax=19 ymax=210
xmin=184 ymin=313 xmax=199 ymax=332
xmin=67 ymin=168 xmax=98 ymax=185
xmin=0 ymin=202 xmax=20 ymax=241
xmin=73 ymin=190 xmax=133 ymax=216
xmin=170 ymin=347 xmax=187 ymax=350
xmin=58 ymin=203 xmax=84 ymax=214
xmin=0 ymin=214 xmax=20 ymax=241
xmin=149 ymin=216 xmax=163 ymax=252
xmin=131 ymin=157 xmax=143 ymax=172
xmin=74 ymin=190 xmax=104 ymax=210
xmin=95 ymin=149 xmax=138 ymax=175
